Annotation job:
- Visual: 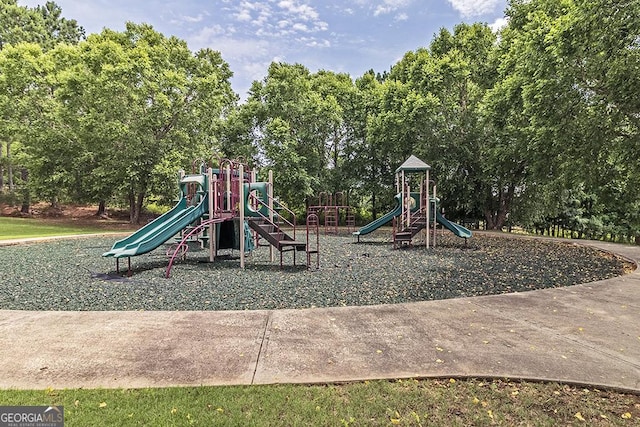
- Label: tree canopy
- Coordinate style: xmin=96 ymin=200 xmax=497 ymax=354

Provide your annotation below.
xmin=0 ymin=0 xmax=638 ymax=240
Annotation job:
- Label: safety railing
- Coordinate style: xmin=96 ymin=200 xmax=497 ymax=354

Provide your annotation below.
xmin=247 ymin=192 xmax=298 ymax=240
xmin=165 ymin=217 xmax=226 ymax=278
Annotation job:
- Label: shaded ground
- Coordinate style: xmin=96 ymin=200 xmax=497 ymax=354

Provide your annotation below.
xmin=0 ymin=203 xmax=144 ymax=231
xmin=0 ymin=230 xmax=632 ymax=311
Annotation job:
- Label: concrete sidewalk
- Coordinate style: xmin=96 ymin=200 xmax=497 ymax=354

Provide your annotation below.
xmin=0 ymin=238 xmax=638 ymax=391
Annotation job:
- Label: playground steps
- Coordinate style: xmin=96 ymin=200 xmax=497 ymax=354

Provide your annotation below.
xmin=394 ymin=214 xmax=428 ymax=246
xmin=248 ymin=218 xmax=307 ymax=253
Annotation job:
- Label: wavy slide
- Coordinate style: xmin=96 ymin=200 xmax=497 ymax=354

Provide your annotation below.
xmin=103 ymin=194 xmax=209 ymax=258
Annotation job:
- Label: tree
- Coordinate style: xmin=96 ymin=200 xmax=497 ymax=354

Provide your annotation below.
xmin=385 ymin=23 xmax=499 ymax=224
xmin=17 ymin=23 xmax=236 ymax=222
xmin=0 ymin=0 xmax=83 ymax=49
xmin=0 ymin=0 xmax=83 ymax=199
xmin=309 ymin=70 xmax=356 ymax=194
xmin=246 ymin=63 xmax=344 ymax=211
xmin=0 ymin=43 xmax=52 ymax=210
xmin=491 ymin=0 xmax=640 ymax=237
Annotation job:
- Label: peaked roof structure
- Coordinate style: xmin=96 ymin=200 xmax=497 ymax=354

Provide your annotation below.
xmin=395 ymin=155 xmax=431 ymax=173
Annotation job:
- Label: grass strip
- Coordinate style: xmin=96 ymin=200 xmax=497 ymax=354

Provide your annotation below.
xmin=0 ymin=379 xmax=637 ymax=426
xmin=0 ymin=217 xmax=108 ymax=240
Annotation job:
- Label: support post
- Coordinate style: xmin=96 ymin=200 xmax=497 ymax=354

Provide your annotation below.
xmin=225 ymin=163 xmax=231 ymax=211
xmin=421 ymin=179 xmax=426 ymax=247
xmin=432 ymin=183 xmax=437 ymax=248
xmin=208 ymin=167 xmax=215 ymax=262
xmin=401 ymin=170 xmax=407 ymax=228
xmin=239 ymin=164 xmax=245 ymax=269
xmin=268 ymin=170 xmax=275 ymax=263
xmin=425 ymin=170 xmax=430 ymax=249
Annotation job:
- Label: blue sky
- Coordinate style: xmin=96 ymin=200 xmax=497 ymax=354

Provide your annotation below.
xmin=19 ymin=0 xmax=508 ymax=100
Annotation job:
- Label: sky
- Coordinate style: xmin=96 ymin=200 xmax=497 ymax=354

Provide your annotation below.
xmin=19 ymin=0 xmax=508 ymax=100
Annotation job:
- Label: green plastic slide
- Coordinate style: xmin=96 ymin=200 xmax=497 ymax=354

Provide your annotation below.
xmin=103 ymin=194 xmax=209 ymax=258
xmin=353 ymin=194 xmax=403 ymax=236
xmin=435 ymin=211 xmax=472 ymax=238
xmin=353 ymin=194 xmax=472 ymax=239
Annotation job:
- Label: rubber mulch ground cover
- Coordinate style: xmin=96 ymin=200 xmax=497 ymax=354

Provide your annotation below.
xmin=0 ymin=231 xmax=631 ymax=311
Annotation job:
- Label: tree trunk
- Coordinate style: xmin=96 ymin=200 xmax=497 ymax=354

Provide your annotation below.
xmin=136 ymin=192 xmax=145 ymax=223
xmin=128 ymin=190 xmax=145 ymax=224
xmin=371 ymin=192 xmax=377 ymax=220
xmin=20 ymin=168 xmax=29 ymax=213
xmin=483 ymin=184 xmax=514 ymax=230
xmin=0 ymin=140 xmax=4 ymax=191
xmin=7 ymin=142 xmax=14 ymax=192
xmin=50 ymin=196 xmax=60 ymax=209
xmin=128 ymin=191 xmax=137 ymax=224
xmin=484 ymin=211 xmax=496 ymax=230
xmin=96 ymin=200 xmax=107 ymax=217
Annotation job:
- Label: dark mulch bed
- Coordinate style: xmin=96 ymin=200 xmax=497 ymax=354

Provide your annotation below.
xmin=0 ymin=231 xmax=631 ymax=311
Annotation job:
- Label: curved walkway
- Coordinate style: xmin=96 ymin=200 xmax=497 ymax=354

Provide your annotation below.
xmin=0 ymin=236 xmax=638 ymax=391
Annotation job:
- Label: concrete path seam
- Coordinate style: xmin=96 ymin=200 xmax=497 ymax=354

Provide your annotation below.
xmin=252 ymin=311 xmax=272 ymax=384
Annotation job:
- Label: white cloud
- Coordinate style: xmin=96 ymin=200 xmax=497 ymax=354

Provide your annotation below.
xmin=187 ymin=27 xmax=270 ymax=61
xmin=374 ymin=6 xmax=392 ymax=16
xmin=170 ymin=11 xmax=212 ymax=27
xmin=489 ymin=16 xmax=508 ymax=32
xmin=315 ymin=21 xmax=328 ymax=31
xmin=299 ymin=37 xmax=331 ymax=48
xmin=181 ymin=13 xmax=206 ymax=24
xmin=229 ymin=0 xmax=326 ymax=37
xmin=278 ymin=1 xmax=319 ymax=21
xmin=394 ymin=13 xmax=409 ymax=22
xmin=234 ymin=1 xmax=273 ymax=25
xmin=372 ymin=0 xmax=413 ymax=17
xmin=446 ymin=0 xmax=502 ymax=17
xmin=235 ymin=9 xmax=252 ymax=22
xmin=190 ymin=24 xmax=227 ymax=43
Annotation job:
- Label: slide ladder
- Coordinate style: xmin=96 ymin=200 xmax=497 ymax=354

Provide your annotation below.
xmin=345 ymin=208 xmax=355 ymax=232
xmin=324 ymin=207 xmax=338 ymax=234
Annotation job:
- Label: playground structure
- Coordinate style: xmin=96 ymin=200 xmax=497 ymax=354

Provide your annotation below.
xmin=353 ymin=155 xmax=472 ymax=247
xmin=307 ymin=192 xmax=356 ymax=234
xmin=103 ymin=159 xmax=320 ymax=276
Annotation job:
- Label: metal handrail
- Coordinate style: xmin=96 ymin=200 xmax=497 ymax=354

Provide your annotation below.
xmin=306 ymin=213 xmax=319 ymax=269
xmin=247 ymin=192 xmax=297 ymax=240
xmin=165 ymin=217 xmax=226 ymax=278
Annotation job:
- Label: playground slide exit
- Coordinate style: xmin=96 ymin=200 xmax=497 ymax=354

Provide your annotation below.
xmin=103 ymin=194 xmax=209 ymax=258
xmin=436 ymin=211 xmax=472 ymax=238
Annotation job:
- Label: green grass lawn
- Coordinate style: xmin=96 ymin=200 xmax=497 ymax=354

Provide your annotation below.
xmin=0 ymin=217 xmax=111 ymax=240
xmin=0 ymin=379 xmax=637 ymax=426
